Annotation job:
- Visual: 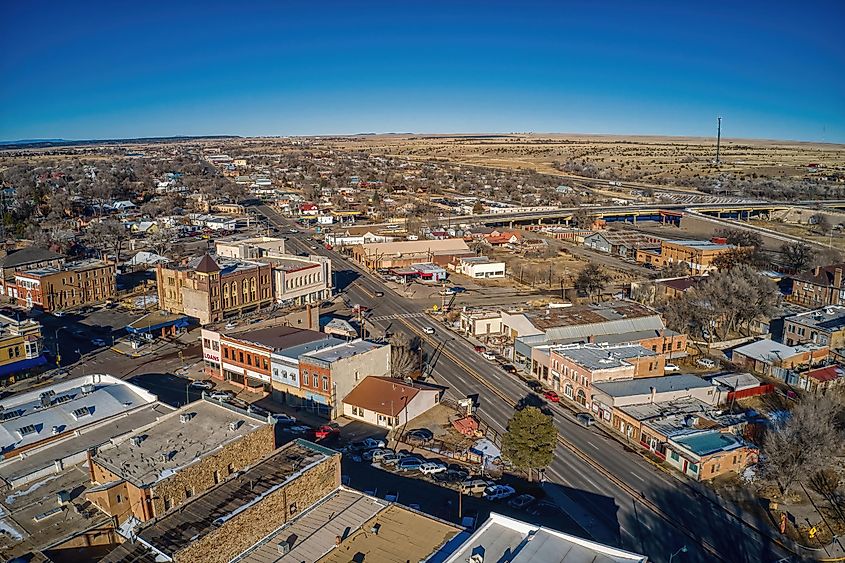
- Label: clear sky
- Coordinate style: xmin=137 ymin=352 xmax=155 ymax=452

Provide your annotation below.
xmin=2 ymin=1 xmax=843 ymax=142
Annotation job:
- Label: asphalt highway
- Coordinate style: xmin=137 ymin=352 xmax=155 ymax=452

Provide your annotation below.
xmin=253 ymin=204 xmax=802 ymax=563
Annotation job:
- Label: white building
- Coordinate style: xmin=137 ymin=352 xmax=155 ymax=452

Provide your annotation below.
xmin=342 ymin=376 xmax=442 ymax=429
xmin=455 ymin=256 xmax=506 ymax=279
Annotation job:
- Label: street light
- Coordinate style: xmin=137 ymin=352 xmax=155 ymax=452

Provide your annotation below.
xmin=668 ymin=546 xmax=688 ymax=562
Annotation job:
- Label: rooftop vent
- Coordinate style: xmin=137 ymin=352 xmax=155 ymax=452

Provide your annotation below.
xmin=51 ymin=426 xmax=60 ymax=435
xmin=39 ymin=393 xmax=51 ymax=408
xmin=228 ymin=421 xmax=241 ymax=431
xmin=277 ymin=541 xmax=291 ymax=555
xmin=179 ymin=413 xmax=192 ymax=424
xmin=81 ymin=384 xmax=95 ymax=395
xmin=131 ymin=436 xmax=144 ymax=447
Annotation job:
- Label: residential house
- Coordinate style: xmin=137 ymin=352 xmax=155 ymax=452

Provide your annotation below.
xmin=483 ymin=230 xmax=523 ymax=246
xmin=14 ymin=259 xmax=116 ymax=312
xmin=796 ymin=364 xmax=845 ymax=393
xmin=789 ymin=263 xmax=844 ymax=307
xmin=666 ymin=430 xmax=757 ymax=481
xmin=342 ymin=376 xmax=443 ymax=429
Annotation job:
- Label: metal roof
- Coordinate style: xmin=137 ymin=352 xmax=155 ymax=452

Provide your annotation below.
xmin=593 ymin=374 xmax=712 ymax=398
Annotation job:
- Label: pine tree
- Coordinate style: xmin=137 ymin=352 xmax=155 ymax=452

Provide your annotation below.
xmin=502 ymin=407 xmax=557 ymax=480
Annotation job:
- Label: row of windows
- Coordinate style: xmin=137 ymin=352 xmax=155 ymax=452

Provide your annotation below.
xmin=203 ymin=338 xmax=221 ymax=352
xmin=285 ymin=272 xmax=322 ymax=291
xmin=301 ymin=369 xmax=330 ymax=391
xmin=222 ymin=347 xmax=269 ymax=371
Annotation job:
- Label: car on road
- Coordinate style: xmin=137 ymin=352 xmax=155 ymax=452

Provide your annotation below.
xmin=91 ymin=338 xmax=107 ymax=347
xmin=406 ymin=428 xmax=434 ymax=443
xmin=374 ymin=291 xmax=384 ymax=297
xmin=225 ymin=321 xmax=237 ymax=329
xmin=484 ymin=484 xmax=516 ymax=501
xmin=501 ymin=364 xmax=517 ymax=374
xmin=397 ymin=457 xmax=424 ymax=472
xmin=575 ymin=413 xmax=595 ymax=427
xmin=288 ymin=228 xmax=298 ymax=233
xmin=190 ymin=380 xmax=214 ymax=390
xmin=420 ymin=461 xmax=447 ymax=475
xmin=664 ymin=362 xmax=681 ymax=373
xmin=423 ymin=326 xmax=436 ymax=335
xmin=445 ymin=287 xmax=466 ymax=294
xmin=543 ymin=390 xmax=560 ymax=403
xmin=527 ymin=380 xmax=543 ymax=392
xmin=508 ymin=494 xmax=535 ymax=510
xmin=696 ymin=357 xmax=717 ymax=369
xmin=53 ymin=311 xmax=66 ymax=317
xmin=481 ymin=351 xmax=496 ymax=361
xmin=207 ymin=390 xmax=234 ymax=401
xmin=459 ymin=479 xmax=492 ymax=495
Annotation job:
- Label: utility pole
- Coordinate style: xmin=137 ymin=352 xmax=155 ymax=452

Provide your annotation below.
xmin=715 ymin=117 xmax=722 ymax=165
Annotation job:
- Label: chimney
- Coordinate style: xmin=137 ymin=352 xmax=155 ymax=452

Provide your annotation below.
xmin=649 ymin=386 xmax=656 ymax=404
xmin=814 ymin=266 xmax=821 ymax=276
xmin=835 ymin=268 xmax=843 ymax=289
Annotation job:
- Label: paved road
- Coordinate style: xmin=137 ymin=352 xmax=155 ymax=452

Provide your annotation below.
xmin=254 ymin=204 xmax=803 ymax=563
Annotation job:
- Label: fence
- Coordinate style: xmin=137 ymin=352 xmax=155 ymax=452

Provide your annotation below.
xmin=726 ymin=384 xmax=775 ymax=403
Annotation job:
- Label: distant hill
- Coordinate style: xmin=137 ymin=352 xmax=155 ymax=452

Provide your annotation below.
xmin=0 ymin=135 xmax=241 ymax=150
xmin=0 ymin=139 xmax=67 ymax=145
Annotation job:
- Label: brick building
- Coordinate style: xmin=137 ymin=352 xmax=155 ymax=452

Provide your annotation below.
xmin=156 ymin=254 xmax=273 ymax=325
xmin=635 ymin=239 xmax=739 ymax=273
xmin=783 ymin=305 xmax=845 ymax=349
xmin=299 ymin=339 xmax=391 ymax=418
xmin=0 ymin=313 xmax=45 ymax=381
xmin=0 ymin=246 xmax=64 ymax=297
xmin=789 ymin=263 xmax=845 ymax=307
xmin=14 ymin=259 xmax=116 ymax=312
xmin=86 ymin=399 xmax=276 ymax=523
xmin=352 ymin=238 xmax=474 ymax=270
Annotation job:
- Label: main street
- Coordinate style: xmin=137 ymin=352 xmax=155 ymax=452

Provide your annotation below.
xmin=254 ymin=204 xmax=801 ymax=563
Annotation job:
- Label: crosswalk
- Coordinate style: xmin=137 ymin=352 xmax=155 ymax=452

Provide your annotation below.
xmin=369 ymin=312 xmax=427 ymax=321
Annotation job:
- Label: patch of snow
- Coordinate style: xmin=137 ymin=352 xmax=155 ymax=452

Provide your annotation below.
xmin=0 ymin=507 xmax=24 ymax=541
xmin=741 ymin=465 xmax=757 ymax=483
xmin=5 ymin=474 xmax=60 ymax=505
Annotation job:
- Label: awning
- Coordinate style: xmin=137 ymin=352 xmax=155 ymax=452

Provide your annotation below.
xmin=0 ymin=355 xmax=47 ymax=377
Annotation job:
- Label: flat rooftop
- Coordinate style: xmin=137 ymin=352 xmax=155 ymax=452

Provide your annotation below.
xmin=265 ymin=256 xmax=321 ymax=272
xmin=135 ymin=440 xmax=336 ymax=556
xmin=523 ymin=300 xmax=658 ymax=331
xmin=593 ymin=374 xmax=712 ymax=398
xmin=0 ymin=375 xmax=158 ymax=457
xmin=19 ymin=259 xmax=110 ymax=277
xmin=302 ymin=339 xmax=383 ymax=364
xmin=0 ymin=464 xmax=108 ymax=560
xmin=671 ymin=430 xmax=744 ymax=457
xmin=441 ymin=512 xmax=646 ymax=563
xmin=787 ymin=305 xmax=845 ymax=331
xmin=553 ymin=344 xmax=654 ymax=371
xmin=92 ymin=399 xmax=267 ymax=487
xmin=224 ymin=325 xmax=328 ymax=352
xmin=233 ymin=487 xmax=461 ymax=563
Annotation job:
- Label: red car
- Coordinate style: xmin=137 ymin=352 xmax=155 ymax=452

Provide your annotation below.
xmin=543 ymin=390 xmax=560 ymax=403
xmin=314 ymin=425 xmax=339 ymax=441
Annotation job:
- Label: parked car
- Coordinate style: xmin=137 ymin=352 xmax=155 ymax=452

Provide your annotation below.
xmin=508 ymin=494 xmax=536 ymax=510
xmin=696 ymin=357 xmax=717 ymax=369
xmin=406 ymin=428 xmax=434 ymax=443
xmin=527 ymin=380 xmax=543 ymax=392
xmin=420 ymin=462 xmax=447 ymax=475
xmin=380 ymin=453 xmax=400 ymax=466
xmin=473 ymin=345 xmax=487 ymax=353
xmin=207 ymin=390 xmax=234 ymax=401
xmin=459 ymin=479 xmax=492 ymax=495
xmin=482 ymin=352 xmax=496 ymax=361
xmin=543 ymin=390 xmax=560 ymax=403
xmin=225 ymin=321 xmax=237 ymax=329
xmin=423 ymin=326 xmax=436 ymax=335
xmin=371 ymin=449 xmax=391 ymax=462
xmin=314 ymin=425 xmax=340 ymax=441
xmin=501 ymin=364 xmax=517 ymax=374
xmin=664 ymin=362 xmax=681 ymax=373
xmin=434 ymin=470 xmax=464 ymax=483
xmin=351 ymin=437 xmax=386 ymax=450
xmin=91 ymin=338 xmax=107 ymax=347
xmin=270 ymin=413 xmax=297 ymax=425
xmin=288 ymin=425 xmax=312 ymax=435
xmin=397 ymin=457 xmax=424 ymax=472
xmin=53 ymin=311 xmax=66 ymax=317
xmin=484 ymin=484 xmax=516 ymax=501
xmin=575 ymin=413 xmax=595 ymax=427
xmin=190 ymin=379 xmax=214 ymax=390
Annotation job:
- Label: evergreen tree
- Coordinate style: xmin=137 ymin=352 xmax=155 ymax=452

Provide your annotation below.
xmin=502 ymin=407 xmax=557 ymax=480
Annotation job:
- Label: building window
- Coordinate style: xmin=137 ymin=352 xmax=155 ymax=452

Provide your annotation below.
xmin=322 ymin=376 xmax=328 ymax=391
xmin=164 ymin=497 xmax=172 ymax=511
xmin=289 ymin=502 xmax=298 ymax=515
xmin=223 ymin=348 xmax=229 ymax=359
xmin=313 ymin=374 xmax=318 ymax=387
xmin=213 ymin=470 xmax=221 ymax=484
xmin=116 ymin=494 xmax=122 ymax=503
xmin=239 ymin=351 xmax=244 ymax=363
xmin=247 ymin=355 xmax=252 ymax=366
xmin=670 ymin=451 xmax=679 ymax=462
xmin=227 ymin=463 xmax=235 ymax=475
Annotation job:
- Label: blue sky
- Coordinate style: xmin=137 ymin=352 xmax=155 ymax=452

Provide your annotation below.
xmin=1 ymin=1 xmax=843 ymax=142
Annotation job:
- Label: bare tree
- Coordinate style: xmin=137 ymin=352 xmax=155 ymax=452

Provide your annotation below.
xmin=575 ymin=262 xmax=610 ymax=300
xmin=761 ymin=395 xmax=844 ymax=497
xmin=780 ymin=242 xmax=815 ymax=272
xmin=86 ymin=219 xmax=129 ymax=263
xmin=389 ymin=332 xmax=420 ymax=378
xmin=811 ymin=213 xmax=832 ymax=235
